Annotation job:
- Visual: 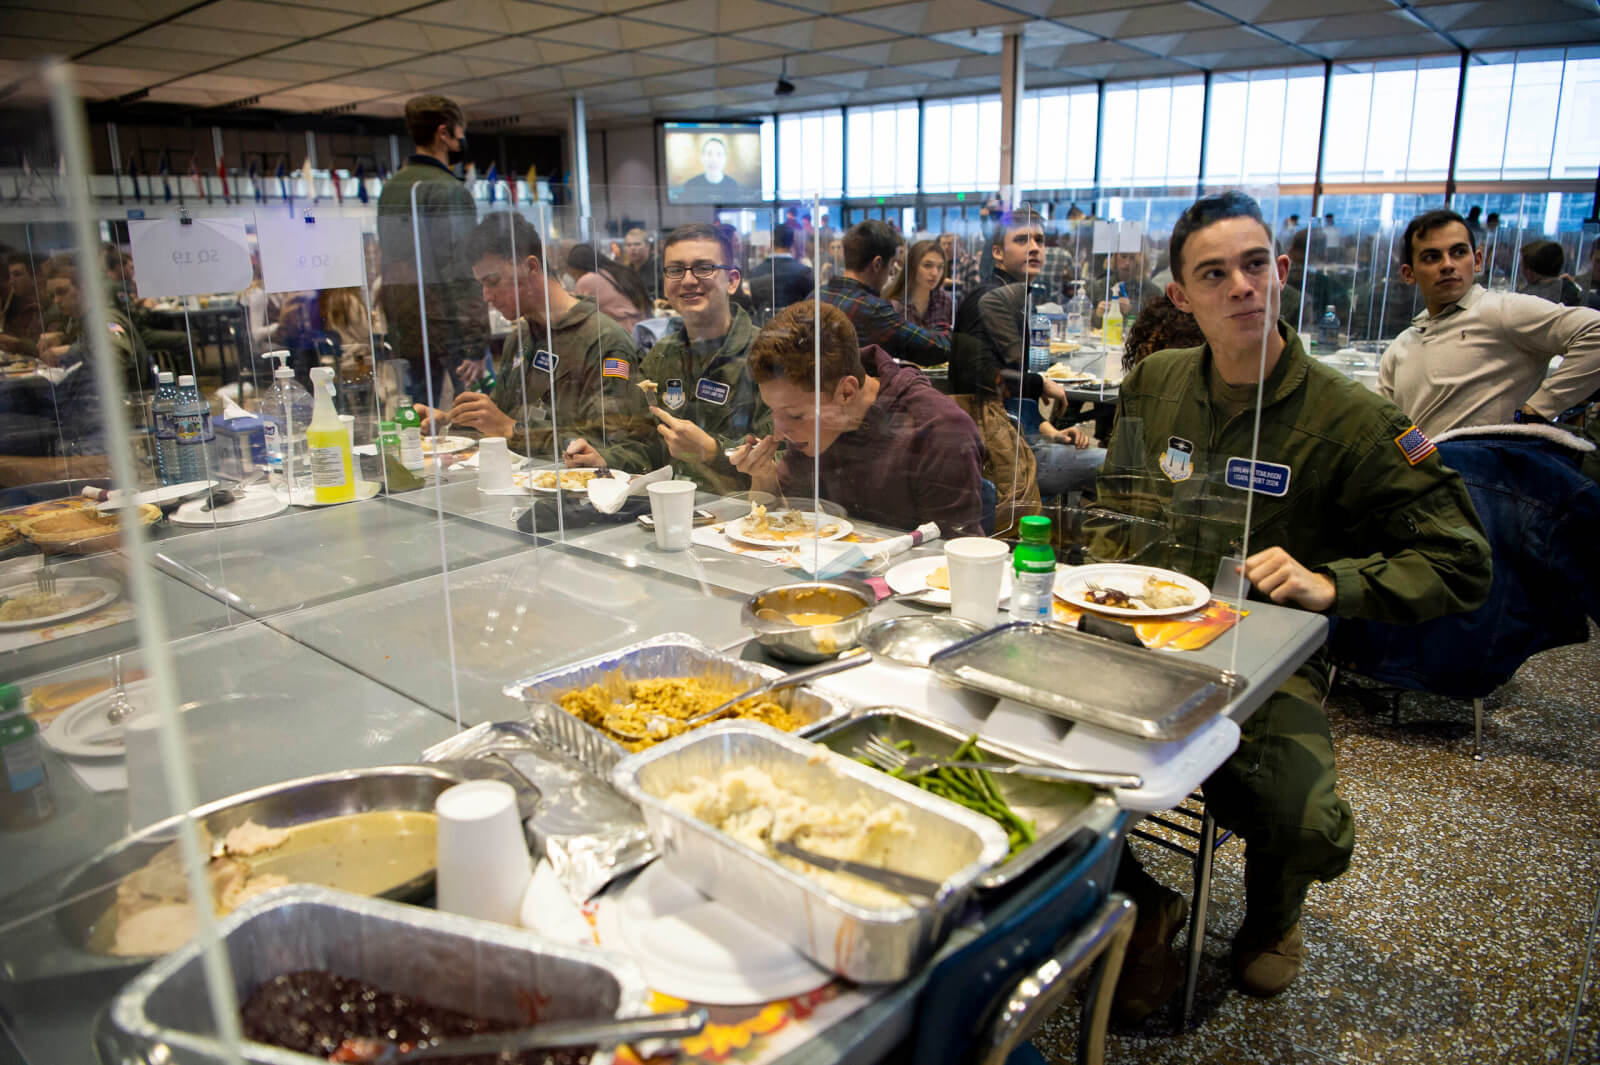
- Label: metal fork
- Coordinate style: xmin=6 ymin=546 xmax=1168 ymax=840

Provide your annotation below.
xmin=34 ymin=555 xmax=56 ymax=596
xmin=856 ymin=734 xmax=1144 ymax=790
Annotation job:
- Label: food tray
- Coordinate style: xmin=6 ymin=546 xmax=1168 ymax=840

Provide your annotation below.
xmin=107 ymin=885 xmax=649 ymax=1065
xmin=808 ymin=707 xmax=1120 ymax=891
xmin=504 ymin=633 xmax=853 ymax=779
xmin=928 ymin=622 xmax=1246 ymax=741
xmin=0 ymin=765 xmax=466 ymax=985
xmin=611 ymin=721 xmax=1008 ymax=983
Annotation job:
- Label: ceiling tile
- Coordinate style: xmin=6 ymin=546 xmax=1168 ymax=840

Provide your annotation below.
xmin=90 ymin=43 xmax=226 ymax=73
xmin=178 ymin=1 xmax=367 ymax=35
xmin=1 ymin=11 xmax=147 ymax=44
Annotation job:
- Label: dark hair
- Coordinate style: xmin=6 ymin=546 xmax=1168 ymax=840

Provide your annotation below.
xmin=1169 ymin=191 xmax=1272 ymax=281
xmin=1486 ymin=212 xmax=1500 ymax=225
xmin=663 ymin=222 xmax=737 ymax=265
xmin=772 ymin=222 xmax=795 ymax=252
xmin=566 ymin=243 xmax=650 ymax=312
xmin=465 ymin=211 xmax=545 ymax=273
xmin=881 ymin=239 xmax=946 ymax=304
xmin=842 ymin=220 xmax=901 ymax=272
xmin=8 ymin=252 xmax=38 ymax=276
xmin=749 ymin=301 xmax=865 ymax=393
xmin=404 ymin=94 xmax=464 ymax=149
xmin=1521 ymin=240 xmax=1565 ymax=279
xmin=1123 ymin=295 xmax=1204 ymax=373
xmin=1401 ymin=209 xmax=1475 ymax=266
xmin=989 ymin=209 xmax=1046 ymax=252
xmin=1466 ymin=205 xmax=1482 ymax=221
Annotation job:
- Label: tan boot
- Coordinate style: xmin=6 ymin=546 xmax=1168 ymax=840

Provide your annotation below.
xmin=1230 ymin=921 xmax=1304 ymax=997
xmin=1109 ymin=890 xmax=1190 ymax=1026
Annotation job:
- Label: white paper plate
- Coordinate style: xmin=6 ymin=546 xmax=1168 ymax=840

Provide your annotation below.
xmin=97 ymin=480 xmax=217 ymax=511
xmin=420 ymin=435 xmax=474 ymax=455
xmin=884 ymin=555 xmax=1012 ymax=607
xmin=596 ymin=862 xmax=829 ymax=1006
xmin=41 ymin=678 xmax=155 ymax=758
xmin=170 ymin=485 xmax=289 ymax=526
xmin=0 ymin=576 xmax=121 ymax=631
xmin=724 ymin=511 xmax=853 ymax=548
xmin=1052 ymin=563 xmax=1210 ymax=619
xmin=278 ymin=480 xmax=382 ymax=507
xmin=521 ymin=469 xmax=632 ymax=494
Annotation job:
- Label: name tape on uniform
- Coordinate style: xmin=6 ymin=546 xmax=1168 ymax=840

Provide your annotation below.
xmin=1224 ymin=456 xmax=1291 ymax=497
xmin=532 ymin=350 xmax=559 ymax=374
xmin=694 ymin=378 xmax=731 ymax=405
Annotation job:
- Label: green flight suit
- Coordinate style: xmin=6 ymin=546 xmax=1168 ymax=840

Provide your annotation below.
xmin=490 ymin=298 xmax=655 ymax=472
xmin=1099 ymin=323 xmax=1491 ymax=937
xmin=638 ymin=306 xmax=771 ymax=491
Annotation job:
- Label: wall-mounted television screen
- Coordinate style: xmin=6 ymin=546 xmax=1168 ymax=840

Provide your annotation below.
xmin=662 ymin=121 xmax=762 ymax=205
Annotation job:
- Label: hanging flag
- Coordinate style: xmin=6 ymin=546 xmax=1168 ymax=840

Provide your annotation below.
xmin=355 ymin=162 xmax=368 ymax=205
xmin=525 ymin=165 xmax=538 ymax=204
xmin=484 ymin=162 xmax=498 ymax=204
xmin=129 ymin=156 xmax=143 ymax=203
xmin=507 ymin=167 xmax=518 ymax=207
xmin=190 ymin=155 xmax=207 ymax=202
xmin=249 ymin=158 xmax=262 ymax=203
xmin=217 ymin=158 xmax=231 ymax=204
xmin=301 ymin=158 xmax=316 ymax=203
xmin=159 ymin=151 xmax=172 ymax=203
xmin=332 ymin=166 xmax=344 ymax=205
xmin=275 ymin=160 xmax=288 ymax=202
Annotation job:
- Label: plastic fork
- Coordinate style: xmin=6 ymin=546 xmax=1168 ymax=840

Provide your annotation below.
xmin=34 ymin=556 xmax=56 ymax=597
xmin=856 ymin=734 xmax=1144 ymax=790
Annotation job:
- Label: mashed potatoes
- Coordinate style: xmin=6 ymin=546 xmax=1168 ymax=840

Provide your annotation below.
xmin=664 ymin=766 xmax=915 ymax=909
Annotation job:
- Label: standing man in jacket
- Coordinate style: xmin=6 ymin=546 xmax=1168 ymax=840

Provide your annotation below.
xmin=744 ymin=222 xmax=815 ymax=321
xmin=378 ymin=94 xmax=489 ymax=404
xmin=1099 ymin=192 xmax=1491 ymax=1019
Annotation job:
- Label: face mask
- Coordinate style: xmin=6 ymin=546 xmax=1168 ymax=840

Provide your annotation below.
xmin=448 ymin=133 xmax=468 ymax=168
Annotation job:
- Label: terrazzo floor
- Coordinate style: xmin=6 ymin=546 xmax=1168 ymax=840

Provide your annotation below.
xmin=1032 ymin=626 xmax=1600 ymax=1065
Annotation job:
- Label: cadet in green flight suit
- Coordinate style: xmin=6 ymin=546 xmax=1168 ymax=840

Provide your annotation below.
xmin=421 ymin=212 xmax=655 ymax=473
xmin=620 ymin=223 xmax=770 ymax=492
xmin=1096 ymin=192 xmax=1490 ymax=1019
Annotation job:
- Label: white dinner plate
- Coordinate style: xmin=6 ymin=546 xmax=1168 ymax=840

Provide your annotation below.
xmin=170 ymin=484 xmax=289 ymax=526
xmin=884 ymin=555 xmax=1012 ymax=607
xmin=278 ymin=480 xmax=382 ymax=507
xmin=0 ymin=576 xmax=121 ymax=631
xmin=420 ymin=435 xmax=475 ymax=455
xmin=41 ymin=678 xmax=155 ymax=758
xmin=96 ymin=480 xmax=217 ymax=512
xmin=1053 ymin=563 xmax=1210 ymax=619
xmin=521 ymin=469 xmax=632 ymax=494
xmin=596 ymin=861 xmax=829 ymax=1006
xmin=724 ymin=511 xmax=853 ymax=548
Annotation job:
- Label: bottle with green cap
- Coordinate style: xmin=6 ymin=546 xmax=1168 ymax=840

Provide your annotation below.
xmin=1011 ymin=515 xmax=1058 ymax=621
xmin=0 ymin=683 xmax=53 ymax=830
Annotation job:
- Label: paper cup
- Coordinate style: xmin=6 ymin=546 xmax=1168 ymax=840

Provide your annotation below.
xmin=945 ymin=537 xmax=1010 ymax=627
xmin=434 ymin=779 xmax=531 ymax=927
xmin=477 ymin=436 xmax=513 ymax=492
xmin=647 ymin=480 xmax=696 ymax=551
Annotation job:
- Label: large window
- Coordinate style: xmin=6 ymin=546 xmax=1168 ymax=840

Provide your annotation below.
xmin=1457 ymin=47 xmax=1600 ymax=181
xmin=845 ymin=102 xmax=919 ymax=197
xmin=1016 ymin=85 xmax=1098 ymax=191
xmin=1322 ymin=57 xmax=1461 ymax=183
xmin=921 ymin=95 xmax=1002 ymax=194
xmin=776 ymin=109 xmax=844 ymax=200
xmin=1098 ymin=75 xmax=1204 ymax=188
xmin=1204 ymin=66 xmax=1324 ymax=185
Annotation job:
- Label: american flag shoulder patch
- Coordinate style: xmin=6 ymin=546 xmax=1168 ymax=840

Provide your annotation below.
xmin=1394 ymin=424 xmax=1435 ymax=465
xmin=602 ymin=357 xmax=629 ymax=380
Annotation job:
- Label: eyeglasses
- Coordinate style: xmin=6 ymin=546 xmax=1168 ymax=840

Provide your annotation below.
xmin=663 ymin=262 xmax=730 ymax=281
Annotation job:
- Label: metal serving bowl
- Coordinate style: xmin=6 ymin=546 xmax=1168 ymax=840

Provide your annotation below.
xmin=740 ymin=578 xmax=876 ymax=663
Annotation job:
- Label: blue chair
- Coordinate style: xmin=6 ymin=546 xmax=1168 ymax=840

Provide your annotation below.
xmin=980 ymin=477 xmax=998 ymax=535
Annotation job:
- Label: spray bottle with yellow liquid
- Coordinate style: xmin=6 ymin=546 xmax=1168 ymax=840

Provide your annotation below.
xmin=306 ymin=366 xmax=355 ymax=504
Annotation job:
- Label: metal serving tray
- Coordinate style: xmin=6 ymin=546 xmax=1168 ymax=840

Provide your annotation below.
xmin=0 ymin=764 xmax=466 ymax=986
xmin=808 ymin=707 xmax=1121 ymax=891
xmin=611 ymin=721 xmax=1008 ymax=983
xmin=928 ymin=622 xmax=1247 ymax=741
xmin=504 ymin=632 xmax=853 ymax=779
xmin=107 ymin=884 xmax=649 ymax=1065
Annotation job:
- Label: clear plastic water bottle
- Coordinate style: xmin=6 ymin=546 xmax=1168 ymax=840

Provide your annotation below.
xmin=261 ymin=365 xmax=314 ymax=492
xmin=1066 ymin=282 xmax=1088 ymax=340
xmin=1320 ymin=305 xmax=1340 ymax=349
xmin=1010 ymin=515 xmax=1057 ymax=621
xmin=172 ymin=374 xmax=215 ymax=482
xmin=1027 ymin=313 xmax=1052 ymax=374
xmin=151 ymin=371 xmax=180 ymax=486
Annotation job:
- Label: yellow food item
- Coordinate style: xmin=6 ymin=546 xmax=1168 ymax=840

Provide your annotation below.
xmin=532 ymin=469 xmax=601 ymax=491
xmin=1141 ymin=576 xmax=1197 ymax=610
xmin=223 ymin=819 xmax=291 ymax=857
xmin=786 ymin=612 xmax=842 ymax=626
xmin=664 ymin=766 xmax=915 ymax=909
xmin=559 ymin=676 xmax=805 ymax=752
xmin=0 ymin=591 xmax=71 ymax=622
xmin=741 ymin=504 xmax=840 ymax=541
xmin=925 ymin=565 xmax=950 ymax=591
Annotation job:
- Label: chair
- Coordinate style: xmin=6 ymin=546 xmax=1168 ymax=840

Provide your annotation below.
xmin=1128 ymin=793 xmax=1235 ymax=1030
xmin=980 ymin=477 xmax=998 ymax=535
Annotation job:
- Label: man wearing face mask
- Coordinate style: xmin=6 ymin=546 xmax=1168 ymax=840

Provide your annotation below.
xmin=378 ymin=94 xmax=490 ymax=404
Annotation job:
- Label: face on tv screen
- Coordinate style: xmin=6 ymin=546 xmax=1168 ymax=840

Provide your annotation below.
xmin=664 ymin=122 xmax=761 ymax=204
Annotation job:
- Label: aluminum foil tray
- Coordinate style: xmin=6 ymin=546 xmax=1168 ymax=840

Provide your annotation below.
xmin=504 ymin=632 xmax=853 ymax=779
xmin=808 ymin=707 xmax=1121 ymax=891
xmin=107 ymin=885 xmax=649 ymax=1065
xmin=611 ymin=721 xmax=1008 ymax=983
xmin=424 ymin=721 xmax=656 ymax=901
xmin=928 ymin=622 xmax=1247 ymax=740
